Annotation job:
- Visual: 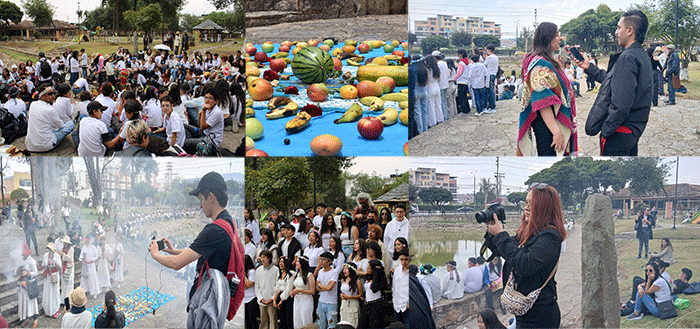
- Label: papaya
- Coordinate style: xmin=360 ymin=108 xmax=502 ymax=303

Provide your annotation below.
xmin=356 ymin=65 xmax=409 ymax=86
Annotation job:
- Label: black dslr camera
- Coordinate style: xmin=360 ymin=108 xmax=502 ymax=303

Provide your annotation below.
xmin=476 ymin=202 xmax=506 ymax=261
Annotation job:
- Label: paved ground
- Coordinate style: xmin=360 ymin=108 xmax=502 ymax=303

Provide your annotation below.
xmin=245 ymin=15 xmax=408 ymax=44
xmin=409 ymin=83 xmax=700 ymax=156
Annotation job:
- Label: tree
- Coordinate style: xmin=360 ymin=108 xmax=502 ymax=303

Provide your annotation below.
xmin=617 ymin=157 xmax=669 ymax=198
xmin=560 ymin=6 xmax=622 ymax=52
xmin=417 ymin=187 xmax=453 ymax=209
xmin=10 ymin=188 xmax=28 ymax=201
xmin=507 ymin=191 xmax=527 ymax=205
xmin=475 ymin=178 xmax=497 ymax=207
xmin=516 ymin=27 xmax=533 ymax=50
xmin=408 ymin=32 xmax=417 ymax=47
xmin=246 ymin=157 xmax=311 ymax=213
xmin=137 ymin=3 xmax=161 ymax=34
xmin=21 ymin=0 xmax=53 ymax=27
xmin=646 ymin=0 xmax=700 ymax=56
xmin=451 ymin=31 xmax=473 ymax=47
xmin=408 ymin=183 xmax=419 ymax=203
xmin=306 ymin=157 xmax=352 ymax=209
xmin=0 ymin=1 xmax=23 ymax=24
xmin=205 ymin=10 xmax=243 ymax=35
xmin=420 ymin=35 xmax=449 ymax=55
xmin=350 ymin=172 xmax=386 ymax=199
xmin=180 ymin=13 xmax=202 ymax=32
xmin=590 ymin=160 xmax=625 ymax=194
xmin=132 ymin=181 xmax=157 ymax=202
xmin=208 ymin=0 xmax=238 ymax=10
xmin=472 ymin=34 xmax=500 ymax=48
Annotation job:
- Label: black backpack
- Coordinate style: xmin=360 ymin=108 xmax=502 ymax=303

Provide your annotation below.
xmin=40 ymin=59 xmax=52 ymax=80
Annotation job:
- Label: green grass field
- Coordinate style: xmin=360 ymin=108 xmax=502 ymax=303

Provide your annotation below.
xmin=618 ymin=225 xmax=700 ymax=328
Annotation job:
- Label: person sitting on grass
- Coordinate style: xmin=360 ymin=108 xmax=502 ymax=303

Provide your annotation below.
xmin=152 ymin=95 xmax=185 ymax=148
xmin=25 ymin=83 xmax=75 ymax=153
xmin=673 ymin=268 xmax=692 ymax=295
xmin=115 ymin=119 xmax=152 ymax=157
xmin=498 ymin=85 xmax=515 ymax=101
xmin=625 ymin=262 xmax=673 ymax=321
xmin=77 ymin=101 xmax=109 ymax=156
xmin=105 ymin=99 xmax=143 ymax=151
xmin=650 ymin=238 xmax=676 ymax=265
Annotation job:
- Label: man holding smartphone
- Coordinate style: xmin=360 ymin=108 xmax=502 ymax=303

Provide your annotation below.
xmin=574 ymin=10 xmax=653 ymax=156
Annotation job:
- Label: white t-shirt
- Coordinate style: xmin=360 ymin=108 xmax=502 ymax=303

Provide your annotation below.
xmin=70 ymin=57 xmax=80 ymax=73
xmin=365 ymin=280 xmax=381 ymax=302
xmin=313 ymin=215 xmax=323 ymax=229
xmin=164 ymin=112 xmax=185 ymax=147
xmin=204 ymin=105 xmax=224 ymax=147
xmin=73 ymin=78 xmax=89 ymax=91
xmin=484 ymin=54 xmax=499 ymax=76
xmin=75 ymin=100 xmax=90 ymax=118
xmin=317 ymin=268 xmax=338 ymax=304
xmin=437 ymin=60 xmax=450 ymax=89
xmin=463 ymin=266 xmax=483 ymax=293
xmin=3 ymin=98 xmax=26 ymax=118
xmin=143 ymin=99 xmax=162 ymax=128
xmin=244 ymin=269 xmax=256 ymax=304
xmin=244 ymin=242 xmax=257 ymax=261
xmin=94 ymin=94 xmax=116 ymax=128
xmin=118 ymin=119 xmax=138 ymax=148
xmin=564 ymin=67 xmax=575 ymax=80
xmin=652 ymin=276 xmax=672 ymax=304
xmin=384 ymin=218 xmax=409 ymax=259
xmin=53 ymin=96 xmax=73 ymax=124
xmin=78 ymin=116 xmax=108 ymax=156
xmin=81 ymin=53 xmax=88 ymax=66
xmin=392 ymin=266 xmax=409 ymax=312
xmin=303 ymin=245 xmax=324 ymax=268
xmin=26 ymin=100 xmax=63 ymax=152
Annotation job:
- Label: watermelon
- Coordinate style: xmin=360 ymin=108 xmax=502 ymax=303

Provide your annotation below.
xmin=291 ymin=47 xmax=334 ymax=84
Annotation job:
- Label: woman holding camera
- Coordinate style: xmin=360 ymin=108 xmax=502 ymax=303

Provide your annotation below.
xmin=486 ymin=183 xmax=567 ymax=328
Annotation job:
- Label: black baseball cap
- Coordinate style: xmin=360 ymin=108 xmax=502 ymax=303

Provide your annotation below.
xmin=87 ymin=101 xmax=107 ymax=114
xmin=189 ymin=171 xmax=227 ymax=196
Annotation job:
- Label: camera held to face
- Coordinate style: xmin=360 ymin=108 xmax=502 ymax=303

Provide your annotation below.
xmin=475 ymin=202 xmax=506 ymax=224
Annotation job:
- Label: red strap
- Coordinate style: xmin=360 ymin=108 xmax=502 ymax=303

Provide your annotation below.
xmin=616 ymin=126 xmax=633 ymax=134
xmin=212 ymin=218 xmax=245 ymax=321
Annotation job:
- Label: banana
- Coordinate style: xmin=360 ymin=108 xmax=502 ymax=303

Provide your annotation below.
xmin=401 ymin=88 xmax=408 ymax=94
xmin=338 ymin=53 xmax=359 ymax=60
xmin=334 ymin=103 xmax=363 ymax=124
xmin=245 ymin=98 xmax=254 ymax=107
xmin=347 ymin=59 xmax=362 ymax=66
xmin=399 ymin=101 xmax=408 ymax=109
xmin=369 ymin=98 xmax=385 ymax=112
xmin=380 ymin=93 xmax=408 ymax=102
xmin=266 ymin=97 xmax=299 ymax=119
xmin=270 ymin=52 xmax=289 ymax=59
xmin=285 ymin=111 xmax=311 ymax=133
xmin=360 ymin=96 xmax=382 ymax=106
xmin=383 ymin=55 xmax=402 ymax=61
xmin=246 ymin=107 xmax=255 ymax=117
xmin=267 ymin=96 xmax=292 ymax=110
xmin=350 ymin=55 xmax=365 ymax=62
xmin=378 ymin=107 xmax=399 ymax=126
xmin=284 ymin=58 xmax=292 ymax=64
xmin=342 ymin=71 xmax=353 ymax=80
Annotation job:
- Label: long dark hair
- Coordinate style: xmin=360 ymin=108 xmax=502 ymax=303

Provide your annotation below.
xmin=329 ymin=236 xmax=342 ymax=259
xmin=414 ymin=61 xmax=428 ymax=87
xmin=478 ymin=309 xmax=507 ymax=329
xmin=525 ymin=22 xmax=562 ymax=75
xmin=245 ymin=208 xmax=255 ymax=222
xmin=446 ymin=59 xmax=456 ymax=73
xmin=488 ymin=257 xmax=502 ymax=276
xmin=308 ymin=231 xmax=322 ymax=248
xmin=367 ymin=259 xmax=387 ymax=293
xmin=244 ymin=254 xmax=255 ymax=273
xmin=350 ymin=238 xmax=367 ymax=261
xmin=423 ymin=55 xmax=440 ymax=79
xmin=320 ymin=213 xmax=337 ymax=235
xmin=340 ymin=213 xmax=354 ymax=240
xmin=340 ymin=262 xmax=360 ymax=294
xmin=367 ymin=241 xmax=383 ymax=260
xmin=103 ymin=290 xmax=118 ymax=328
xmin=296 ymin=256 xmax=311 ymax=285
xmin=261 ymin=228 xmax=276 ymax=250
xmin=214 ymin=79 xmax=230 ymax=110
xmin=167 ymin=83 xmax=182 ymax=106
xmin=392 ymin=237 xmax=408 ymax=261
xmin=278 ymin=256 xmax=293 ymax=279
xmin=661 ymin=238 xmax=673 ymax=251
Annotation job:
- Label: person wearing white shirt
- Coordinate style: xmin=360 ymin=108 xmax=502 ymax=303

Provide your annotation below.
xmin=463 ymin=258 xmax=484 ymax=293
xmin=441 ymin=260 xmax=464 ymax=300
xmin=94 ymin=84 xmax=116 ymax=131
xmin=53 ymin=84 xmax=74 ymax=124
xmin=25 ymin=85 xmax=75 ymax=152
xmin=80 ymin=49 xmax=89 ymax=78
xmin=244 ymin=229 xmax=257 ymax=261
xmin=392 ymin=251 xmax=410 ymax=321
xmin=483 ymin=44 xmax=499 ymax=113
xmin=77 ymin=101 xmax=109 ymax=156
xmin=303 ymin=232 xmax=324 ymax=272
xmin=255 ymin=250 xmax=279 ymax=329
xmin=183 ymin=89 xmax=223 ymax=154
xmin=564 ymin=61 xmax=581 ymax=97
xmin=433 ymin=51 xmax=451 ymax=121
xmin=72 ymin=77 xmax=89 ymax=94
xmin=69 ymin=51 xmax=81 ymax=87
xmin=316 ymin=252 xmax=338 ymax=329
xmin=3 ymin=87 xmax=26 ymax=119
xmin=467 ymin=54 xmax=489 ymax=116
xmin=153 ymin=96 xmax=184 ymax=147
xmin=383 ymin=205 xmax=409 ymax=260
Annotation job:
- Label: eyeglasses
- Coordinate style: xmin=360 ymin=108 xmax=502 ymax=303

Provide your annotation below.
xmin=529 ymin=182 xmax=548 ymax=190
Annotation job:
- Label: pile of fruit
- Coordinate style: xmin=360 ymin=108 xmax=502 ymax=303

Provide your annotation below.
xmin=245 ymin=39 xmax=409 ymax=157
xmin=88 ymin=287 xmax=176 ymax=327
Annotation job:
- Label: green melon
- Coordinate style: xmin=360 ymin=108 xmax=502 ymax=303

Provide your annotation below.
xmin=291 ymin=47 xmax=334 ymax=84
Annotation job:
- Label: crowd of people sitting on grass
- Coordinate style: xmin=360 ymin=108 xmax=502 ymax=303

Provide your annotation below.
xmin=243 ymin=193 xmax=411 ymax=329
xmin=621 ymin=237 xmax=698 ymax=321
xmin=0 ymin=48 xmax=247 ymax=156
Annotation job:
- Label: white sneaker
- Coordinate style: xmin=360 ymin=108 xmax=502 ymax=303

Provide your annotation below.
xmin=475 ymin=112 xmax=482 ymax=116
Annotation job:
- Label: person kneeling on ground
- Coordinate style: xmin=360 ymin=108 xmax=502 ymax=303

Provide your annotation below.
xmin=25 ymin=83 xmax=75 ymax=153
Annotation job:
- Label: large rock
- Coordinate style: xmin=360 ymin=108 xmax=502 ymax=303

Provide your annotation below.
xmin=581 ymin=194 xmax=620 ymax=329
xmin=433 ymin=289 xmax=490 ymax=329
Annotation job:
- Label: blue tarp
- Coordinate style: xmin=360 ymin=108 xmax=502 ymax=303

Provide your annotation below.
xmin=87 ymin=286 xmax=176 ymax=327
xmin=249 ymin=42 xmax=408 ymax=156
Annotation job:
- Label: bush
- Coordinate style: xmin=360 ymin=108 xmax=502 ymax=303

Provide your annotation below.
xmin=633 ymin=202 xmax=650 ymax=215
xmin=33 ymin=31 xmax=42 ymax=39
xmin=608 ymin=50 xmax=616 ymax=56
xmin=0 ymin=36 xmax=8 ymax=42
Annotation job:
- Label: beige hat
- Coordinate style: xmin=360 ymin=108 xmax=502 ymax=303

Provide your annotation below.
xmin=61 ymin=236 xmax=72 ymax=245
xmin=69 ymin=287 xmax=87 ymax=307
xmin=46 ymin=242 xmax=56 ymax=251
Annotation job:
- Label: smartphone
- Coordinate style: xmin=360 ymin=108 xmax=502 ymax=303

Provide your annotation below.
xmin=64 ymin=297 xmax=70 ymax=311
xmin=569 ymin=47 xmax=584 ymax=62
xmin=157 ymin=239 xmax=166 ymax=251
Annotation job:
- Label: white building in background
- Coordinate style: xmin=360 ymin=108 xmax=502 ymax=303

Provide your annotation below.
xmin=413 ymin=15 xmax=502 ymax=41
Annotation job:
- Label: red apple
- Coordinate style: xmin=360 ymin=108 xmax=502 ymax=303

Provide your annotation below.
xmin=248 ymin=78 xmax=274 ymax=101
xmin=279 ymin=45 xmax=291 ymax=53
xmin=246 ymin=149 xmax=269 ymax=157
xmin=269 ymin=58 xmax=287 ymax=72
xmin=333 ymin=58 xmax=342 ymax=71
xmin=358 ymin=43 xmax=370 ymax=54
xmin=308 ymin=39 xmax=319 ymax=47
xmin=403 ymin=142 xmax=408 ymax=156
xmin=254 ymin=52 xmax=268 ymax=63
xmin=307 ymin=83 xmax=329 ymax=102
xmin=246 ymin=46 xmax=257 ymax=56
xmin=375 ymin=76 xmax=396 ymax=94
xmin=357 ymin=117 xmax=384 ymax=140
xmin=320 ymin=44 xmax=331 ymax=52
xmin=392 ymin=50 xmax=406 ymax=57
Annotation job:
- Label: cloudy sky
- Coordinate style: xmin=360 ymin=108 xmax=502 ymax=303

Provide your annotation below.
xmin=8 ymin=0 xmax=222 ymax=23
xmin=408 ymin=0 xmax=700 ymax=39
xmin=409 ymin=157 xmax=700 ymax=195
xmin=347 ymin=157 xmax=409 ymax=178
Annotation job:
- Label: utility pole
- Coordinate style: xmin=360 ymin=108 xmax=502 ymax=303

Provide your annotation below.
xmin=472 ymin=171 xmax=477 ymax=207
xmin=494 ymin=157 xmax=505 ymax=201
xmin=534 ymin=9 xmax=538 ymax=29
xmin=515 ymin=20 xmax=519 ymax=49
xmin=675 ymin=0 xmax=679 ymax=50
xmin=673 ymin=157 xmax=679 ymax=229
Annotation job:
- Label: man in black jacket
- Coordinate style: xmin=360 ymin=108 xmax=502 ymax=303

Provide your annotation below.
xmin=664 ymin=44 xmax=680 ymax=105
xmin=278 ymin=223 xmax=301 ymax=263
xmin=575 ymin=10 xmax=653 ymax=156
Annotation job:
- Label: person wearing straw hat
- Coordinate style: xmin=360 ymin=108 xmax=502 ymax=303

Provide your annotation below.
xmin=16 ymin=243 xmax=39 ymax=327
xmin=663 ymin=44 xmax=680 ymax=106
xmin=59 ymin=236 xmax=74 ymax=302
xmin=61 ymin=287 xmax=92 ymax=328
xmin=42 ymin=242 xmax=62 ymax=318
